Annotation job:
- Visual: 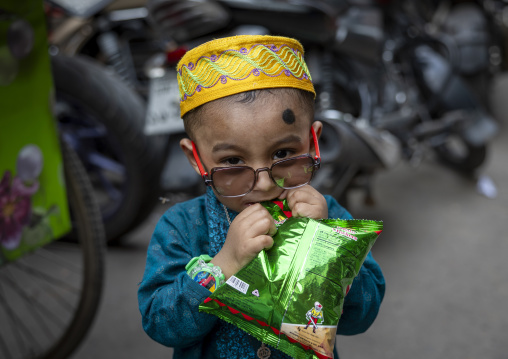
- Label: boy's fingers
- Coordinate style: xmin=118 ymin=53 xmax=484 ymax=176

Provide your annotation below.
xmin=262 ymin=235 xmax=274 ymax=249
xmin=235 ymin=202 xmax=263 ymax=220
xmin=237 ymin=235 xmax=273 ymax=260
xmin=253 ymin=235 xmax=274 ymax=251
xmin=235 ymin=203 xmax=277 ymax=232
xmin=267 ymin=222 xmax=277 ymax=237
xmin=286 ymin=185 xmax=320 ymax=205
xmin=291 ymin=202 xmax=317 ymax=218
xmin=284 ymin=186 xmax=328 ymax=219
xmin=291 ymin=201 xmax=308 ymax=218
xmin=251 ymin=215 xmax=277 ymax=238
xmin=277 ymin=189 xmax=288 ymax=200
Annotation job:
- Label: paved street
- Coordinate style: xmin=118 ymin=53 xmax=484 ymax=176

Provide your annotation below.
xmin=73 ymin=75 xmax=508 ymax=359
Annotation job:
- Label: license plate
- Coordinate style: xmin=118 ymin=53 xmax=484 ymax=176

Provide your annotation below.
xmin=144 ymin=71 xmax=185 ymax=135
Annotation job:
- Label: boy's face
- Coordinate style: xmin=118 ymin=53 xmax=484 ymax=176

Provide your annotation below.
xmin=181 ymin=90 xmax=322 ymax=213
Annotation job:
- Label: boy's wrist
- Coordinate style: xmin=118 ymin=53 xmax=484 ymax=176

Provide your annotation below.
xmin=210 ymin=252 xmax=241 ymax=280
xmin=185 ymin=254 xmax=213 ymax=271
xmin=186 ymin=255 xmax=225 ymax=292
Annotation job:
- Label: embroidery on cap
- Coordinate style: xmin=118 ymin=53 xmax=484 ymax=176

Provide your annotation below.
xmin=177 ymin=43 xmax=312 ymax=102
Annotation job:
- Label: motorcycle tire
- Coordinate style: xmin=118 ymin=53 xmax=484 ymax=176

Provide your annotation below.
xmin=434 ymin=135 xmax=487 ymax=174
xmin=51 ymin=54 xmax=165 ymax=242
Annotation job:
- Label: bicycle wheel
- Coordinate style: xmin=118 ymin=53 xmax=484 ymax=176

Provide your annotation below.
xmin=0 ymin=141 xmax=105 ymax=359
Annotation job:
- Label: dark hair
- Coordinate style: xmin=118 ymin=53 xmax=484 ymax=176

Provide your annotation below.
xmin=183 ymin=88 xmax=315 ymax=140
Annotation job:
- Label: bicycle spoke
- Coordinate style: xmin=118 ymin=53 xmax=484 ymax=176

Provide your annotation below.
xmin=10 ymin=263 xmax=80 ymax=315
xmin=36 ymin=244 xmax=82 ymax=274
xmin=0 ymin=283 xmax=17 ymax=359
xmin=0 ymin=323 xmax=12 ymax=359
xmin=13 ymin=258 xmax=81 ymax=296
xmin=0 ymin=279 xmax=40 ymax=358
xmin=0 ymin=246 xmax=85 ymax=359
xmin=2 ymin=266 xmax=65 ymax=331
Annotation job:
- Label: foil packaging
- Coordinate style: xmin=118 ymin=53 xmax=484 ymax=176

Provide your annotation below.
xmin=200 ymin=200 xmax=382 ymax=358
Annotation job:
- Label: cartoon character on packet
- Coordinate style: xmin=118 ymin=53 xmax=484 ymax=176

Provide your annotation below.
xmin=305 ymin=301 xmax=324 ymax=333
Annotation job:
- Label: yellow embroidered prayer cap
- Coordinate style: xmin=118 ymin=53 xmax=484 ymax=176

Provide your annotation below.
xmin=177 ymin=35 xmax=315 ymax=117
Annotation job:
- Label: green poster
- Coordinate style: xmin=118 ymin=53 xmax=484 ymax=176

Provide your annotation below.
xmin=0 ymin=0 xmax=71 ymax=265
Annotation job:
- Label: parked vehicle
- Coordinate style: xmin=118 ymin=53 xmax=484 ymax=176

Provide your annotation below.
xmin=46 ymin=0 xmax=167 ymax=241
xmin=46 ymin=0 xmax=500 ymax=212
xmin=145 ymin=0 xmax=498 ymax=204
xmin=412 ymin=0 xmax=505 ymax=111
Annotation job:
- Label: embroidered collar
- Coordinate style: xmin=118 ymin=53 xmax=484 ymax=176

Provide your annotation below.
xmin=205 ymin=187 xmax=238 ymax=257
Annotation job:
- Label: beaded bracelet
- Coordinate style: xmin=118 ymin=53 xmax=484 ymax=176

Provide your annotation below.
xmin=185 ymin=255 xmax=225 ymax=293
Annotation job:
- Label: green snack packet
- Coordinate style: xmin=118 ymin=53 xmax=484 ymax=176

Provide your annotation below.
xmin=199 ymin=200 xmax=382 ymax=359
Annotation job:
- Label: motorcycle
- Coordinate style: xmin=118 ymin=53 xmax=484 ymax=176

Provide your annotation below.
xmin=414 ymin=0 xmax=505 ymax=111
xmin=46 ymin=0 xmax=167 ymax=242
xmin=144 ymin=0 xmax=498 ymax=204
xmin=47 ymin=0 xmax=500 ymax=216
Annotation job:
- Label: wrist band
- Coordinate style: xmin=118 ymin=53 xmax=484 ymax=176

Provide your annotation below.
xmin=185 ymin=255 xmax=225 ymax=293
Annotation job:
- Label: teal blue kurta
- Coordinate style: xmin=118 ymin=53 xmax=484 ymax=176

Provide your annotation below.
xmin=138 ymin=188 xmax=385 ymax=358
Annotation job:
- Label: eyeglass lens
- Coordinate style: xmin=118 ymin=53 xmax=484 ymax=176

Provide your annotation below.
xmin=211 ymin=156 xmax=315 ymax=197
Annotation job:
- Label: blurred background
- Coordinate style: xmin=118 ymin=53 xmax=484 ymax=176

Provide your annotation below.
xmin=1 ymin=0 xmax=508 ymax=358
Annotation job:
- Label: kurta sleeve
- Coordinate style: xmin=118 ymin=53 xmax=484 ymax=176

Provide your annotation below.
xmin=325 ymin=196 xmax=386 ymax=335
xmin=137 ymin=202 xmax=218 ymax=348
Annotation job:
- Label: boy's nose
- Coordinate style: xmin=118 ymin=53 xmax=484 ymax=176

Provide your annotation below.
xmin=254 ymin=168 xmax=276 ymax=192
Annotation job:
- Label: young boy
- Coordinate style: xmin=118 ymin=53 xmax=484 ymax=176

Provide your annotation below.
xmin=138 ymin=35 xmax=385 ymax=359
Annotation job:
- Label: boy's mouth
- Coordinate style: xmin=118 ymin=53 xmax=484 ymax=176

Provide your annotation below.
xmin=243 ymin=190 xmax=285 ymax=207
xmin=245 ymin=197 xmax=280 ymax=206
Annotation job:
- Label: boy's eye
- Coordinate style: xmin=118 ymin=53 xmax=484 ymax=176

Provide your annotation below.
xmin=223 ymin=157 xmax=243 ymax=166
xmin=273 ymin=150 xmax=292 ymax=160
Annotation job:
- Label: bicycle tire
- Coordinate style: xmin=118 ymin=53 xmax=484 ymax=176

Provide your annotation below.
xmin=0 ymin=141 xmax=105 ymax=359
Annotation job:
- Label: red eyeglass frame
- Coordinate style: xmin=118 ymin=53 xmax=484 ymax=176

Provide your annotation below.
xmin=191 ymin=127 xmax=321 ymax=189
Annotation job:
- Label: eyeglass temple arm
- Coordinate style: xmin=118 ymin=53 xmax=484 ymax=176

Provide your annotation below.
xmin=311 ymin=127 xmax=321 ymax=167
xmin=191 ymin=141 xmax=209 ymax=180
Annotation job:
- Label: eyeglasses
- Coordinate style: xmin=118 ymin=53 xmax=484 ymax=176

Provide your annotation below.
xmin=191 ymin=127 xmax=321 ymax=197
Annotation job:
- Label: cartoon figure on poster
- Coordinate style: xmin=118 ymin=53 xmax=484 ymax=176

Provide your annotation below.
xmin=0 ymin=145 xmax=59 ymax=260
xmin=304 ymin=301 xmax=324 ymax=333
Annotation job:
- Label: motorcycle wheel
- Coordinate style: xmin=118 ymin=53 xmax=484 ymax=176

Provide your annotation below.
xmin=51 ymin=54 xmax=165 ymax=242
xmin=434 ymin=134 xmax=487 ymax=174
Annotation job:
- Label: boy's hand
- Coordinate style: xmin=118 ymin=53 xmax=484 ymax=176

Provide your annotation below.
xmin=211 ymin=204 xmax=276 ymax=279
xmin=279 ymin=185 xmax=328 ymax=220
